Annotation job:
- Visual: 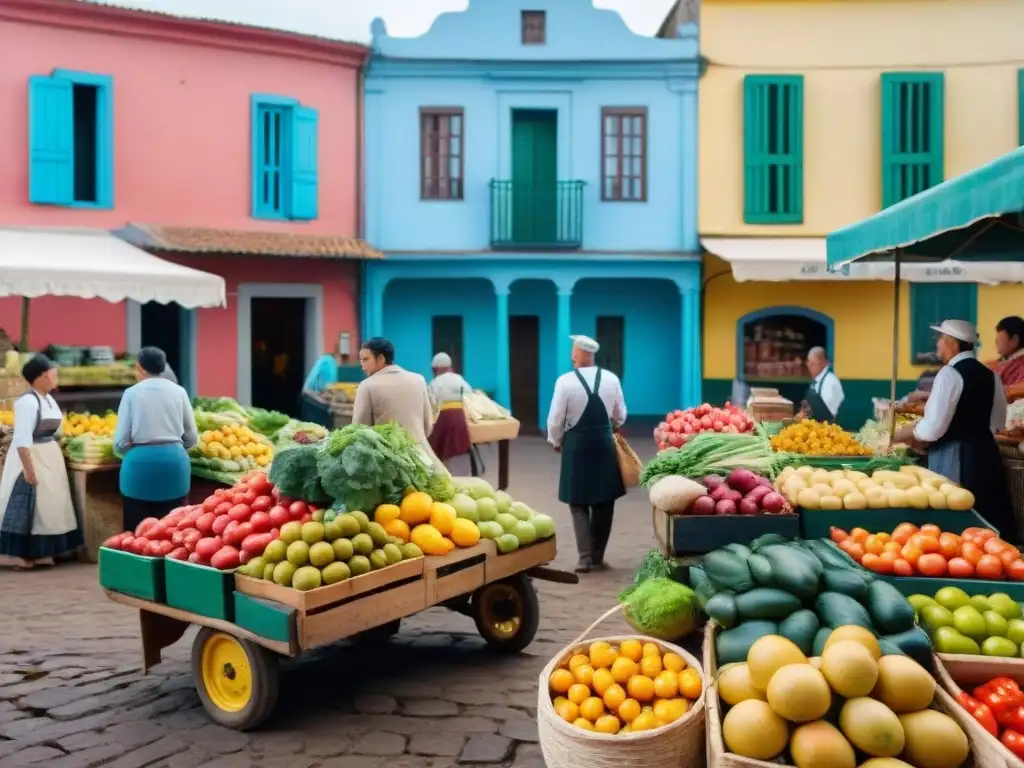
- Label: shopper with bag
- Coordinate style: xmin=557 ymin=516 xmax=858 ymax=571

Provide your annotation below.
xmin=546 ymin=335 xmax=628 ymax=574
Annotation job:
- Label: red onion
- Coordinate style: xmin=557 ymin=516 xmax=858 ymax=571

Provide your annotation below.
xmin=715 ymin=499 xmax=738 ymax=515
xmin=761 ymin=492 xmax=786 ymax=514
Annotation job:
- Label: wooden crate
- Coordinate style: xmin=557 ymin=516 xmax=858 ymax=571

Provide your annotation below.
xmin=481 ymin=536 xmax=557 ymax=583
xmin=424 ymin=542 xmax=488 ymax=605
xmin=654 ymin=507 xmax=800 ymax=556
xmin=468 ymin=419 xmax=520 ymax=444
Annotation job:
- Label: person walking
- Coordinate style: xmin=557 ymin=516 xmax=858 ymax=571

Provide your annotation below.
xmin=427 ymin=352 xmax=477 ymax=473
xmin=0 ymin=354 xmax=82 ymax=568
xmin=114 ymin=347 xmax=199 ymax=534
xmin=546 ymin=335 xmax=627 ymax=573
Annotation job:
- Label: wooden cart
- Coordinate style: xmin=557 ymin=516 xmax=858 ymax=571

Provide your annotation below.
xmin=104 ymin=536 xmax=575 ymax=731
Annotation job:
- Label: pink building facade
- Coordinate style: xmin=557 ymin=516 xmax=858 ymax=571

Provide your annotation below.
xmin=0 ymin=0 xmax=370 ymax=404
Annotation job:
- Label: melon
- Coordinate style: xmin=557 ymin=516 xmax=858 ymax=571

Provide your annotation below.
xmin=766 ymin=664 xmax=831 ymax=722
xmin=872 ymin=655 xmax=935 ymax=713
xmin=898 ymin=710 xmax=969 ymax=768
xmin=716 ymin=663 xmax=766 ymax=707
xmin=839 ymin=698 xmax=905 ymax=757
xmin=747 ymin=635 xmax=808 ymax=691
xmin=824 ymin=625 xmax=881 ymax=659
xmin=721 ymin=699 xmax=789 ymax=760
xmin=820 ymin=640 xmax=878 ymax=698
xmin=790 ymin=720 xmax=855 ymax=768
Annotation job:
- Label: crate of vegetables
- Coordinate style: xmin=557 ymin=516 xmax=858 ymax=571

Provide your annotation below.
xmin=653 ymin=403 xmax=755 ymax=450
xmin=934 ymin=660 xmax=1024 ymax=766
xmin=650 ymin=469 xmax=798 ymax=556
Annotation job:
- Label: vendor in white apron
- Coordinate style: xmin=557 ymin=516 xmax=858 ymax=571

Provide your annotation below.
xmin=895 ymin=320 xmax=1015 ymax=541
xmin=0 ymin=354 xmax=81 ymax=569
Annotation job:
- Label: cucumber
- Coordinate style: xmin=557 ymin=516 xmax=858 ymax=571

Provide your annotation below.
xmin=812 ymin=627 xmax=833 ymax=656
xmin=866 ymin=580 xmax=917 ymax=634
xmin=759 ymin=544 xmax=822 ymax=599
xmin=880 ymin=626 xmax=933 ymax=670
xmin=723 ymin=543 xmax=753 ymax=559
xmin=689 ymin=565 xmax=717 ymax=608
xmin=806 ymin=540 xmax=869 ymax=573
xmin=821 ymin=568 xmax=869 ymax=602
xmin=750 ymin=533 xmax=789 ymax=551
xmin=815 ymin=591 xmax=874 ymax=630
xmin=703 ymin=549 xmax=754 ymax=594
xmin=748 ymin=554 xmax=775 ymax=586
xmin=705 ymin=592 xmax=739 ymax=629
xmin=779 ymin=609 xmax=820 ymax=655
xmin=716 ymin=620 xmax=779 ymax=665
xmin=735 ymin=588 xmax=803 ymax=620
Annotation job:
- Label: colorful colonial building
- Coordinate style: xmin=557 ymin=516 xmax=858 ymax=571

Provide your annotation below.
xmin=361 ymin=0 xmax=701 ymax=430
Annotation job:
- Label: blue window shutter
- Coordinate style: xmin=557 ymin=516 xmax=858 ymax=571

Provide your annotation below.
xmin=289 ymin=105 xmax=319 ymax=220
xmin=28 ymin=75 xmax=74 ymax=205
xmin=1018 ymin=69 xmax=1024 ymax=146
xmin=909 ymin=283 xmax=977 ymax=364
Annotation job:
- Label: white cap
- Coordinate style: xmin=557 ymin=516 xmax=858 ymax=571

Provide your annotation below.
xmin=930 ymin=319 xmax=977 ymax=344
xmin=431 ymin=352 xmax=452 ymax=368
xmin=570 ymin=335 xmax=600 ymax=354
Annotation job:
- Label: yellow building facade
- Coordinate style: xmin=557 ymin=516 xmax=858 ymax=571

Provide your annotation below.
xmin=696 ymin=0 xmax=1024 ymax=427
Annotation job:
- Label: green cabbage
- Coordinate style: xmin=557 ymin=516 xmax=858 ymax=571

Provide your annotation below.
xmin=620 ymin=577 xmax=700 ymax=642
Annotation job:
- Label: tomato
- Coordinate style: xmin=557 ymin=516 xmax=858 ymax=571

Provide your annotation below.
xmin=167 ymin=546 xmax=189 ymax=561
xmin=214 ymin=487 xmax=231 ymax=499
xmin=289 ymin=501 xmax=308 ymax=518
xmin=830 ymin=527 xmax=849 ymax=544
xmin=911 ymin=534 xmax=940 ymax=554
xmin=239 ymin=550 xmax=251 ymax=565
xmin=976 ymin=554 xmax=1005 ymax=580
xmin=183 ymin=529 xmax=203 ymax=553
xmin=195 ymin=513 xmax=216 ymax=535
xmin=202 ymin=496 xmax=221 ymax=513
xmin=1008 ymin=560 xmax=1024 ymax=581
xmin=883 ymin=541 xmax=903 ymax=554
xmin=146 ymin=523 xmax=171 ymax=541
xmin=277 ymin=495 xmax=293 ymax=507
xmin=938 ymin=532 xmax=961 ymax=559
xmin=961 ymin=541 xmax=985 ymax=565
xmin=249 ymin=511 xmax=272 ymax=533
xmin=180 ymin=508 xmax=202 ymax=528
xmin=214 ymin=501 xmax=233 ymax=517
xmin=227 ymin=504 xmax=252 ymax=522
xmin=862 ymin=554 xmax=894 ymax=574
xmin=130 ymin=536 xmax=152 ymax=556
xmin=892 ymin=523 xmax=919 ymax=545
xmin=212 ymin=515 xmax=232 ymax=536
xmin=251 ymin=496 xmax=273 ymax=514
xmin=901 ymin=543 xmax=923 ymax=566
xmin=299 ymin=513 xmax=313 ymax=525
xmin=1000 ymin=550 xmax=1021 ymax=570
xmin=195 ymin=537 xmax=223 ymax=561
xmin=268 ymin=505 xmax=291 ymax=528
xmin=248 ymin=474 xmax=273 ymax=495
xmin=210 ymin=546 xmax=241 ymax=570
xmin=919 ymin=524 xmax=942 ymax=538
xmin=222 ymin=520 xmax=240 ymax=544
xmin=188 ymin=552 xmax=205 ymax=564
xmin=984 ymin=538 xmax=1010 ymax=556
xmin=134 ymin=517 xmax=160 ymax=537
xmin=875 ymin=532 xmax=890 ymax=543
xmin=893 ymin=558 xmax=914 ymax=576
xmin=948 ymin=557 xmax=975 ymax=578
xmin=156 ymin=540 xmax=175 ymax=556
xmin=917 ymin=553 xmax=948 ymax=577
xmin=863 ymin=535 xmax=885 ymax=556
xmin=850 ymin=527 xmax=869 ymax=543
xmin=227 ymin=522 xmax=253 ymax=547
xmin=241 ymin=532 xmax=273 ymax=555
xmin=102 ymin=534 xmax=125 ymax=550
xmin=235 ymin=489 xmax=257 ymax=506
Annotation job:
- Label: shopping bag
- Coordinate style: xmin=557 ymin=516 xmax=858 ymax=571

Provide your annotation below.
xmin=614 ymin=433 xmax=642 ymax=488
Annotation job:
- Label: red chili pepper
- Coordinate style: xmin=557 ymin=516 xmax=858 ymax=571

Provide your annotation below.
xmin=957 ymin=691 xmax=1000 ymax=737
xmin=974 ymin=678 xmax=1024 ymax=721
xmin=1001 ymin=729 xmax=1024 ymax=759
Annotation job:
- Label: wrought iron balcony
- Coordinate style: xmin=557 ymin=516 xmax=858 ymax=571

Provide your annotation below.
xmin=489 ymin=180 xmax=585 ymax=250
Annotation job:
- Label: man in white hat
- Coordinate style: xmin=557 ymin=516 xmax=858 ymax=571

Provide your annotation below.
xmin=427 ymin=352 xmax=474 ymax=472
xmin=546 ymin=334 xmax=628 ymax=572
xmin=895 ymin=319 xmax=1013 ymax=539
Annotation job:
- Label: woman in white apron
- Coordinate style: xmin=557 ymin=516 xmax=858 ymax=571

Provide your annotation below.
xmin=0 ymin=354 xmax=81 ymax=568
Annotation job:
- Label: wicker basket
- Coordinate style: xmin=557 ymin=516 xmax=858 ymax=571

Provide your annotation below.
xmin=538 ymin=605 xmax=706 ymax=768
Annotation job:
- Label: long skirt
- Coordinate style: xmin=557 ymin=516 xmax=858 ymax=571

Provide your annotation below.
xmin=429 ymin=407 xmax=472 ymax=462
xmin=0 ymin=442 xmax=81 ymax=559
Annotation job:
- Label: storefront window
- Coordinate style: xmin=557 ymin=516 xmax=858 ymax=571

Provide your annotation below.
xmin=740 ymin=309 xmax=830 ymax=382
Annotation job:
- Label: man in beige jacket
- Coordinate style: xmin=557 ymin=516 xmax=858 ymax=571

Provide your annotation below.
xmin=352 ymin=338 xmax=443 ymax=470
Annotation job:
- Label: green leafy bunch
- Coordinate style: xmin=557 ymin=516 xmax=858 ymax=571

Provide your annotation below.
xmin=268 ymin=444 xmax=329 ymax=504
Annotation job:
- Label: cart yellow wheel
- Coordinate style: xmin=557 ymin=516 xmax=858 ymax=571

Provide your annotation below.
xmin=191 ymin=627 xmax=279 ymax=730
xmin=472 ymin=574 xmax=540 ymax=654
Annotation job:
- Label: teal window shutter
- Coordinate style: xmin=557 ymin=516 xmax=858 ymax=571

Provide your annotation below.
xmin=909 ymin=283 xmax=977 ymax=364
xmin=28 ymin=74 xmax=74 ymax=206
xmin=881 ymin=73 xmax=944 ymax=208
xmin=252 ymin=102 xmax=288 ymax=218
xmin=1018 ymin=69 xmax=1024 ymax=146
xmin=289 ymin=105 xmax=319 ymax=220
xmin=743 ymin=74 xmax=803 ymax=224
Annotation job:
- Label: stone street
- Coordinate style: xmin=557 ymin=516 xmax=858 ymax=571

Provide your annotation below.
xmin=0 ymin=436 xmax=661 ymax=768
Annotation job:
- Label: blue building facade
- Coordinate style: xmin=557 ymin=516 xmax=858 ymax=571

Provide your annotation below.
xmin=362 ymin=0 xmax=701 ymax=429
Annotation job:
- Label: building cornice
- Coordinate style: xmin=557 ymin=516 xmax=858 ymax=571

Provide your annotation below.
xmin=0 ymin=0 xmax=368 ymax=69
xmin=366 ymin=57 xmax=701 ymax=82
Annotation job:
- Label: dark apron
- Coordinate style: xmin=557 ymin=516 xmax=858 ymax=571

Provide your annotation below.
xmin=558 ymin=369 xmax=626 ymax=506
xmin=929 ymin=438 xmax=1016 ymax=543
xmin=802 ymin=368 xmax=839 ymax=423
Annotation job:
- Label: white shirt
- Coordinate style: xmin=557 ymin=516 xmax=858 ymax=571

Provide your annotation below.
xmin=12 ymin=392 xmax=62 ymax=449
xmin=913 ymin=351 xmax=1006 ymax=443
xmin=429 ymin=371 xmax=471 ymax=405
xmin=546 ymin=366 xmax=627 ymax=448
xmin=812 ymin=367 xmax=845 ymax=418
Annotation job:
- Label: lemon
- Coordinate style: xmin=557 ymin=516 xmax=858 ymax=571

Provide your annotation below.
xmin=567 ymin=684 xmax=590 ymax=705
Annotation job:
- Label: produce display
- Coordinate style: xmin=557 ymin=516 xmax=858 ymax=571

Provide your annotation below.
xmin=653 ymin=403 xmax=755 ymax=449
xmin=829 ymin=524 xmax=1024 ymax=579
xmin=693 ymin=536 xmax=931 ymax=666
xmin=777 ymin=465 xmax=975 ymax=511
xmin=649 ymin=469 xmax=790 ymax=516
xmin=911 ymin=586 xmax=1024 ymax=656
xmin=463 ymin=390 xmax=513 ymax=423
xmin=954 ymin=676 xmax=1024 ymax=759
xmin=190 ymin=422 xmax=274 ymax=471
xmin=64 ymin=433 xmax=115 ymax=465
xmin=0 ymin=409 xmax=11 ymax=427
xmin=272 ymin=420 xmax=328 ymax=449
xmin=547 ymin=636 xmax=703 ymax=734
xmin=62 ymin=410 xmax=117 ymax=438
xmin=769 ymin=419 xmax=872 ymax=456
xmin=718 ymin=629 xmax=970 ymax=768
xmin=641 ymin=432 xmax=781 ymax=486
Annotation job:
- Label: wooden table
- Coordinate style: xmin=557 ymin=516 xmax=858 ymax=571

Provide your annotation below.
xmin=69 ymin=461 xmax=122 ymax=562
xmin=468 ymin=420 xmax=520 ymax=491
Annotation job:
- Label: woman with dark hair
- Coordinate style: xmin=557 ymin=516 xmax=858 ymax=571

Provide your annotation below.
xmin=0 ymin=354 xmax=82 ymax=568
xmin=990 ymin=316 xmax=1024 ymax=387
xmin=114 ymin=347 xmax=199 ymax=533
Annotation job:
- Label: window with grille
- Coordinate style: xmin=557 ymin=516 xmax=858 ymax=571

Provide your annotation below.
xmin=881 ymin=73 xmax=944 ymax=208
xmin=521 ymin=11 xmax=546 ymax=44
xmin=743 ymin=75 xmax=803 ymax=224
xmin=601 ymin=108 xmax=647 ymax=202
xmin=420 ymin=108 xmax=464 ymax=200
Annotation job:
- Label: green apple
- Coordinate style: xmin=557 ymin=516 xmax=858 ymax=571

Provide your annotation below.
xmin=933 ymin=626 xmax=981 ymax=655
xmin=952 ymin=605 xmax=987 ymax=641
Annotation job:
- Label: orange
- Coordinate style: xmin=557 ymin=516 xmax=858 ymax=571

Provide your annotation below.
xmin=450 ymin=517 xmax=480 ymax=547
xmin=399 ymin=492 xmax=433 ymax=525
xmin=662 ymin=652 xmax=686 ymax=673
xmin=677 ymin=668 xmax=702 ymax=700
xmin=619 ymin=639 xmax=643 ymax=662
xmin=589 ymin=642 xmax=617 ymax=669
xmin=618 ymin=698 xmax=642 ymax=723
xmin=428 ymin=502 xmax=457 ymax=535
xmin=627 ymin=675 xmax=655 ymax=702
xmin=594 ymin=714 xmax=621 ymax=734
xmin=631 ymin=711 xmax=659 ymax=732
xmin=639 ymin=654 xmax=663 ymax=678
xmin=603 ymin=683 xmax=627 ymax=712
xmin=653 ymin=670 xmax=679 ymax=699
xmin=373 ymin=504 xmax=401 ymax=523
xmin=572 ymin=717 xmax=594 ymax=731
xmin=579 ymin=697 xmax=605 ymax=721
xmin=568 ymin=653 xmax=591 ymax=671
xmin=549 ymin=669 xmax=574 ymax=694
xmin=381 ymin=518 xmax=410 ymax=542
xmin=653 ymin=698 xmax=689 ymax=724
xmin=553 ymin=697 xmax=579 ymax=722
xmin=591 ymin=668 xmax=614 ymax=697
xmin=573 ymin=665 xmax=594 ymax=687
xmin=643 ymin=642 xmax=661 ymax=658
xmin=611 ymin=656 xmax=638 ymax=684
xmin=567 ymin=684 xmax=590 ymax=705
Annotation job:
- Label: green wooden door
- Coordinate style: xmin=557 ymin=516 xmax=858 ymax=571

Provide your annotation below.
xmin=511 ymin=110 xmax=557 ymax=245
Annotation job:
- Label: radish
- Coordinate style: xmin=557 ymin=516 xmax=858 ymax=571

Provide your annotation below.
xmin=738 ymin=498 xmax=760 ymax=515
xmin=761 ymin=492 xmax=787 ymax=514
xmin=690 ymin=496 xmax=717 ymax=516
xmin=715 ymin=499 xmax=737 ymax=515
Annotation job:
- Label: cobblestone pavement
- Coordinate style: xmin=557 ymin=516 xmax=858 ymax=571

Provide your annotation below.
xmin=0 ymin=436 xmax=663 ymax=768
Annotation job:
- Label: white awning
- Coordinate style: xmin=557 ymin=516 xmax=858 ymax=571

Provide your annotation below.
xmin=702 ymin=238 xmax=1024 ymax=284
xmin=0 ymin=227 xmax=226 ymax=308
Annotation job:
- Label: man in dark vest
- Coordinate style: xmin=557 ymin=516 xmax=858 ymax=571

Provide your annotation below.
xmin=895 ymin=319 xmax=1015 ymax=541
xmin=800 ymin=346 xmax=844 ymax=422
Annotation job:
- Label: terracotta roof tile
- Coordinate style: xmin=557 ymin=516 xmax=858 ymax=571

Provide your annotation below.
xmin=118 ymin=224 xmax=381 ymax=260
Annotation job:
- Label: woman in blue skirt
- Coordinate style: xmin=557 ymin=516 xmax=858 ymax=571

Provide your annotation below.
xmin=114 ymin=347 xmax=199 ymax=533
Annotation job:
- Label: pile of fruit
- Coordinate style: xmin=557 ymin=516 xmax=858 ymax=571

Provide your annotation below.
xmin=0 ymin=410 xmax=13 ymax=427
xmin=696 ymin=469 xmax=788 ymax=516
xmin=777 ymin=465 xmax=974 ymax=511
xmin=911 ymin=586 xmax=1024 ymax=657
xmin=654 ymin=403 xmax=754 ymax=449
xmin=547 ymin=638 xmax=702 ymax=734
xmin=62 ymin=411 xmax=117 ymax=438
xmin=954 ymin=675 xmax=1024 ymax=759
xmin=830 ymin=524 xmax=1024 ymax=580
xmin=190 ymin=422 xmax=273 ymax=473
xmin=695 ymin=536 xmax=931 ymax=666
xmin=719 ymin=628 xmax=970 ymax=768
xmin=769 ymin=420 xmax=872 ymax=456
